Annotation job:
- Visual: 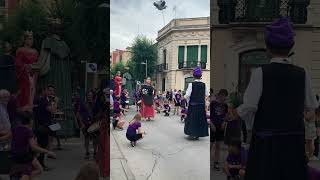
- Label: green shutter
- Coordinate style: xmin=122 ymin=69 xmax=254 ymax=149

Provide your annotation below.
xmin=187 ymin=46 xmax=198 ymax=67
xmin=178 ymin=46 xmax=184 ymax=63
xmin=201 ymin=45 xmax=207 ymax=63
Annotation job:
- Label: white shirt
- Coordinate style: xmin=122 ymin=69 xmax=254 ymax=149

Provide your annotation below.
xmin=110 ymin=94 xmax=114 ymax=109
xmin=237 ymin=57 xmax=319 ymax=129
xmin=184 ymin=79 xmax=209 ymax=101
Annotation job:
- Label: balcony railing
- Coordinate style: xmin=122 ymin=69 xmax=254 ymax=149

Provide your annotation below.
xmin=218 ymin=0 xmax=310 ymax=24
xmin=157 ymin=63 xmax=168 ymax=72
xmin=178 ymin=62 xmax=207 ymax=69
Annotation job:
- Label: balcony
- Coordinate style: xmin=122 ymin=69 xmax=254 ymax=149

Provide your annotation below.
xmin=218 ymin=0 xmax=310 ymax=24
xmin=178 ymin=62 xmax=207 ymax=69
xmin=157 ymin=63 xmax=168 ymax=72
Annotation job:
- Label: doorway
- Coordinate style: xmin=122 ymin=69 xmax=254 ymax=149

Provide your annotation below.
xmin=162 ymin=78 xmax=165 ymax=92
xmin=238 ymin=50 xmax=269 ymax=95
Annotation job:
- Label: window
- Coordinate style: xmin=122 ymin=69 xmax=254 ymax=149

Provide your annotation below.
xmin=184 ymin=77 xmax=194 ymax=91
xmin=246 ymin=0 xmax=279 ymax=21
xmin=187 ymin=46 xmax=198 ymax=68
xmin=200 ymin=45 xmax=207 ymax=69
xmin=178 ymin=46 xmax=184 ymax=68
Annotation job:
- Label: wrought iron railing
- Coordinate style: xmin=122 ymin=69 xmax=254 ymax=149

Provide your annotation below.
xmin=178 ymin=62 xmax=207 ymax=69
xmin=157 ymin=63 xmax=168 ymax=72
xmin=218 ymin=0 xmax=310 ymax=24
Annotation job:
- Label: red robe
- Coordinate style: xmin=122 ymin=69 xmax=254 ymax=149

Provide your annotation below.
xmin=15 ymin=47 xmax=38 ymax=108
xmin=114 ymin=75 xmax=122 ymax=97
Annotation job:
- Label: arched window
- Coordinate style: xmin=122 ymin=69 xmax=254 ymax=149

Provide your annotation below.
xmin=238 ymin=50 xmax=269 ymax=95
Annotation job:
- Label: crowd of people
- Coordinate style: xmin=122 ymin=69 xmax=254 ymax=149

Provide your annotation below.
xmin=110 ymin=67 xmax=210 ymax=147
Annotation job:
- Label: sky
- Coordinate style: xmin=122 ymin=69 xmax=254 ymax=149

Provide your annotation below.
xmin=110 ymin=0 xmax=210 ymax=51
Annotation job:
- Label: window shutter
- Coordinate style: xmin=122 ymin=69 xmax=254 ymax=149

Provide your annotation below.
xmin=187 ymin=46 xmax=198 ymax=67
xmin=178 ymin=46 xmax=184 ymax=63
xmin=201 ymin=45 xmax=207 ymax=63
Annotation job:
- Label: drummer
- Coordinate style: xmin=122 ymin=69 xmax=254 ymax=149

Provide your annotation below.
xmin=79 ymin=90 xmax=98 ymax=160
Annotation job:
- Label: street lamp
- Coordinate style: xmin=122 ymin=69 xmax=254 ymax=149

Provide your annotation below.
xmin=141 ymin=59 xmax=147 ymax=79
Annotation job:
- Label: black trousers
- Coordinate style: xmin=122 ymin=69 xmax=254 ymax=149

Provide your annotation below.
xmin=241 ymin=119 xmax=248 ymax=143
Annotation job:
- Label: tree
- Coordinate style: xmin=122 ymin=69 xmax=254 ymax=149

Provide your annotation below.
xmin=111 ymin=62 xmax=125 ymax=76
xmin=66 ymin=0 xmax=109 ymax=68
xmin=0 ymin=0 xmax=49 ymax=51
xmin=126 ymin=60 xmax=136 ymax=79
xmin=131 ymin=36 xmax=158 ymax=82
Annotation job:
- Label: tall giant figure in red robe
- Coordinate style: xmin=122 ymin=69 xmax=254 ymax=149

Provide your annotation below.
xmin=114 ymin=71 xmax=122 ymax=97
xmin=16 ymin=31 xmax=38 ymax=110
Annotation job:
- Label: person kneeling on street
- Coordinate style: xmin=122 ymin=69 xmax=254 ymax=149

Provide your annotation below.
xmin=126 ymin=113 xmax=146 ymax=147
xmin=10 ymin=111 xmax=56 ymax=180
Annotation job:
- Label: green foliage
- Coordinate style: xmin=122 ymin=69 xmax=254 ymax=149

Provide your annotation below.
xmin=111 ymin=62 xmax=125 ymax=76
xmin=126 ymin=60 xmax=136 ymax=79
xmin=0 ymin=1 xmax=49 ymax=51
xmin=131 ymin=36 xmax=158 ymax=82
xmin=66 ymin=0 xmax=109 ymax=67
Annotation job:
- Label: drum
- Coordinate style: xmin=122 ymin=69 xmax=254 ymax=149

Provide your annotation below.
xmin=48 ymin=123 xmax=61 ymax=131
xmin=87 ymin=122 xmax=101 ymax=134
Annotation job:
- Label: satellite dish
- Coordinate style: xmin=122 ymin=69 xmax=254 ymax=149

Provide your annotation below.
xmin=154 ymin=0 xmax=167 ymax=10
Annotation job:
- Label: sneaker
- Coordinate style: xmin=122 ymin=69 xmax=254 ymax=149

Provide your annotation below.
xmin=131 ymin=141 xmax=135 ymax=147
xmin=310 ymin=156 xmax=319 ymax=161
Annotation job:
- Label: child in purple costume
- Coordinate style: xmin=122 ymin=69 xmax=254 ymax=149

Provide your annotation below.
xmin=224 ymin=140 xmax=245 ymax=180
xmin=163 ymin=100 xmax=171 ymax=116
xmin=10 ymin=112 xmax=56 ymax=179
xmin=126 ymin=113 xmax=146 ymax=147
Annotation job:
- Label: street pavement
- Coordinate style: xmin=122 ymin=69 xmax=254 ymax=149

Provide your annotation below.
xmin=111 ymin=108 xmax=210 ymax=180
xmin=111 ymin=107 xmax=320 ymax=180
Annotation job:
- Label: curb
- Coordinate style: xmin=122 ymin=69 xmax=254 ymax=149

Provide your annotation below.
xmin=111 ymin=130 xmax=135 ymax=180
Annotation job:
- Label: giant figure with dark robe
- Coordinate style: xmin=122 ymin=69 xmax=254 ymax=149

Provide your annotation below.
xmin=32 ymin=19 xmax=74 ymax=136
xmin=122 ymin=68 xmax=133 ymax=105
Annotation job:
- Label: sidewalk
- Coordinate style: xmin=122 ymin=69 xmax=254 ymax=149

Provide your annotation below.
xmin=110 ymin=129 xmax=135 ymax=180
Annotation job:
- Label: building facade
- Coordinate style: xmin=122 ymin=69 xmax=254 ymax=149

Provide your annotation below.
xmin=211 ymin=0 xmax=320 ymax=96
xmin=111 ymin=48 xmax=132 ymax=67
xmin=156 ymin=17 xmax=210 ymax=92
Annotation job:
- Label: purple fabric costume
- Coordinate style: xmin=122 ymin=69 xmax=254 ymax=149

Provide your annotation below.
xmin=127 ymin=122 xmax=141 ymax=136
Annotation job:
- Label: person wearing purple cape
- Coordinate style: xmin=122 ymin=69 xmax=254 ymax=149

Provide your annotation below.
xmin=184 ymin=67 xmax=209 ymax=140
xmin=235 ymin=17 xmax=318 ymax=180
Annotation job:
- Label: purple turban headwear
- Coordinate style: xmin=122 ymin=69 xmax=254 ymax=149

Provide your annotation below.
xmin=265 ymin=17 xmax=295 ymax=49
xmin=193 ymin=67 xmax=202 ymax=78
